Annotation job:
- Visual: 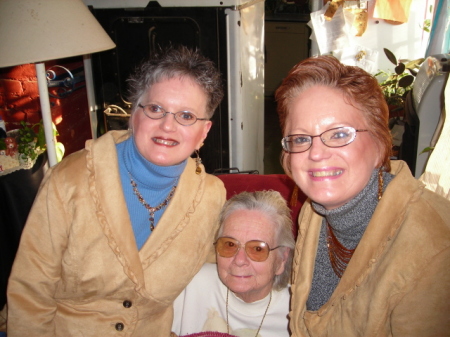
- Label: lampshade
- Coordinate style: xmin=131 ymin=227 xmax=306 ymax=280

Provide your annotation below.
xmin=0 ymin=0 xmax=116 ymax=67
xmin=0 ymin=0 xmax=115 ymax=168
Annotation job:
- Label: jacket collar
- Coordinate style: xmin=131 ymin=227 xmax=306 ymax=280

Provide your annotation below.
xmin=298 ymin=161 xmax=425 ymax=315
xmin=85 ymin=130 xmax=207 ymax=292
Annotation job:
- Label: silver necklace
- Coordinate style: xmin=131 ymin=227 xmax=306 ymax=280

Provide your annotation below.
xmin=226 ymin=288 xmax=272 ymax=337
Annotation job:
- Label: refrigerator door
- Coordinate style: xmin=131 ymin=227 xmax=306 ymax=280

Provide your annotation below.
xmin=226 ymin=2 xmax=264 ymax=173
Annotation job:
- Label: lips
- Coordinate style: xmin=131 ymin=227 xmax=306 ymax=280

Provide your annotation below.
xmin=152 ymin=137 xmax=179 ymax=146
xmin=232 ymin=274 xmax=252 ymax=278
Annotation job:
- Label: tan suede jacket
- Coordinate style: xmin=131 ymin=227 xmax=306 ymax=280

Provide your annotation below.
xmin=7 ymin=130 xmax=226 ymax=337
xmin=290 ymin=161 xmax=450 ymax=337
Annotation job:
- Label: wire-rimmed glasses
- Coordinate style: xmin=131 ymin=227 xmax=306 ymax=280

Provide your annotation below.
xmin=138 ymin=103 xmax=209 ymax=126
xmin=281 ymin=126 xmax=368 ymax=153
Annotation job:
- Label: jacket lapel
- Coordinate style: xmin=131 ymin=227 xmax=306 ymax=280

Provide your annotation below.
xmin=87 ymin=130 xmax=146 ymax=288
xmin=138 ymin=158 xmax=201 ymax=267
xmin=316 ymin=161 xmax=424 ymax=315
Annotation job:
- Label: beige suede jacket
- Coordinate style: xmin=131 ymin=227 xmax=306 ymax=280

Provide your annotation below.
xmin=290 ymin=160 xmax=450 ymax=337
xmin=7 ymin=130 xmax=226 ymax=337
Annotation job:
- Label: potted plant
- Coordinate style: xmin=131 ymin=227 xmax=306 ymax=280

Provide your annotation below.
xmin=375 ymin=48 xmax=424 ymax=118
xmin=0 ymin=120 xmax=64 ymax=175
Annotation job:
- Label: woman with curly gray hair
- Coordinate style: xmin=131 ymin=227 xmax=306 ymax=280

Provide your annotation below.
xmin=173 ymin=190 xmax=295 ymax=337
xmin=7 ymin=45 xmax=226 ymax=337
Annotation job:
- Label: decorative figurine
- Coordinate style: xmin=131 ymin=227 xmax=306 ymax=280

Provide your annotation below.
xmin=5 ymin=137 xmax=18 ymax=156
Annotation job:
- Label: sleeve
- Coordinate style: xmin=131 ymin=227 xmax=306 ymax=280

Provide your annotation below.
xmin=6 ymin=168 xmax=69 ymax=337
xmin=391 ymin=246 xmax=450 ymax=336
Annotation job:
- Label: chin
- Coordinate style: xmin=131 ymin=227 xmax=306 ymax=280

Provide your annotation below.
xmin=228 ymin=281 xmax=252 ymax=294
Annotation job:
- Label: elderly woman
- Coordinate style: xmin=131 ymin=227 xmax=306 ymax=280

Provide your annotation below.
xmin=7 ymin=46 xmax=226 ymax=336
xmin=172 ymin=190 xmax=295 ymax=337
xmin=275 ymin=55 xmax=450 ymax=336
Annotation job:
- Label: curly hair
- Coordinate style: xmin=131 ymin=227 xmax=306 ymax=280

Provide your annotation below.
xmin=127 ymin=45 xmax=224 ymax=118
xmin=216 ymin=190 xmax=295 ymax=291
xmin=275 ymin=55 xmax=392 ymax=176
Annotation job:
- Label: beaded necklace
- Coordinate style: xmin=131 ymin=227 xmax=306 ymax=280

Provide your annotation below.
xmin=128 ymin=172 xmax=177 ymax=231
xmin=326 ymin=169 xmax=384 ymax=278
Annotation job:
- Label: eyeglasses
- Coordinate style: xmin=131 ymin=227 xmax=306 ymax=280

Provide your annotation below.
xmin=214 ymin=237 xmax=282 ymax=262
xmin=281 ymin=126 xmax=368 ymax=153
xmin=138 ymin=103 xmax=209 ymax=126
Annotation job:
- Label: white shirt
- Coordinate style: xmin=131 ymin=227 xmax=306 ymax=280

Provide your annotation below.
xmin=172 ymin=263 xmax=291 ymax=337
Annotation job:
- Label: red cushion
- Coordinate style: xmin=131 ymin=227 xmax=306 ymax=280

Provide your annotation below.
xmin=216 ymin=174 xmax=306 ymax=235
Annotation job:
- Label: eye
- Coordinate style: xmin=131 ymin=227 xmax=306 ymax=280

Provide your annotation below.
xmin=254 ymin=246 xmax=263 ymax=252
xmin=248 ymin=241 xmax=267 ymax=252
xmin=148 ymin=104 xmax=163 ymax=114
xmin=292 ymin=135 xmax=311 ymax=145
xmin=330 ymin=129 xmax=351 ymax=140
xmin=224 ymin=240 xmax=236 ymax=248
xmin=177 ymin=111 xmax=196 ymax=121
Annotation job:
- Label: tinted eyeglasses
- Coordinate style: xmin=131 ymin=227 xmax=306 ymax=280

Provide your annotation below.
xmin=281 ymin=126 xmax=368 ymax=153
xmin=214 ymin=237 xmax=282 ymax=262
xmin=138 ymin=103 xmax=209 ymax=126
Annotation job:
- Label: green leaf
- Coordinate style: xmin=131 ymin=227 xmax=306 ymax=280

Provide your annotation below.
xmin=405 ymin=58 xmax=425 ymax=69
xmin=56 ymin=142 xmax=65 ymax=162
xmin=36 ymin=123 xmax=46 ymax=149
xmin=395 ymin=63 xmax=406 ymax=75
xmin=384 ymin=48 xmax=397 ymax=66
xmin=420 ymin=146 xmax=434 ymax=154
xmin=398 ymin=75 xmax=414 ymax=88
xmin=52 ymin=122 xmax=60 ymax=137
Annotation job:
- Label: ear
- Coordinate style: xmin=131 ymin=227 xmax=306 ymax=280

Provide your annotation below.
xmin=274 ymin=247 xmax=290 ymax=276
xmin=197 ymin=120 xmax=212 ymax=149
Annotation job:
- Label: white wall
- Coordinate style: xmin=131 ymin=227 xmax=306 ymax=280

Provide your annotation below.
xmin=309 ymin=0 xmax=434 ymax=74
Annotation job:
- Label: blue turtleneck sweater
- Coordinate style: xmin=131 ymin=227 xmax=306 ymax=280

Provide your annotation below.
xmin=116 ymin=138 xmax=186 ymax=250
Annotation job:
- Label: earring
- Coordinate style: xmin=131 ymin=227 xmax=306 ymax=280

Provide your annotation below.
xmin=195 ymin=150 xmax=202 ymax=175
xmin=377 ymin=168 xmax=384 ymax=201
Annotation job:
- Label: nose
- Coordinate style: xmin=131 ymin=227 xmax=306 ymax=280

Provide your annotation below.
xmin=232 ymin=246 xmax=250 ymax=266
xmin=308 ymin=136 xmax=331 ymax=161
xmin=159 ymin=112 xmax=177 ymax=131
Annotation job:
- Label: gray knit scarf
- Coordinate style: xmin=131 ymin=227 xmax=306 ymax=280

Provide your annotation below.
xmin=306 ymin=169 xmax=394 ymax=311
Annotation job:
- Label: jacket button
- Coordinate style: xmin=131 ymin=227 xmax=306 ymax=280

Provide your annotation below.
xmin=115 ymin=322 xmax=124 ymax=331
xmin=123 ymin=300 xmax=132 ymax=308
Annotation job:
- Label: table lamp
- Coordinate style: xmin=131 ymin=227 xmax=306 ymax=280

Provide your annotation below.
xmin=0 ymin=0 xmax=115 ymax=167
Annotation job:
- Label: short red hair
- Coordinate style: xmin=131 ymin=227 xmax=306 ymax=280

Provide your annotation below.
xmin=275 ymin=55 xmax=392 ymax=177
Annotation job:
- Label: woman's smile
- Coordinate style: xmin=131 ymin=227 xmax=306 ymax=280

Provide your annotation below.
xmin=309 ymin=168 xmax=344 ymax=179
xmin=152 ymin=137 xmax=179 ymax=146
